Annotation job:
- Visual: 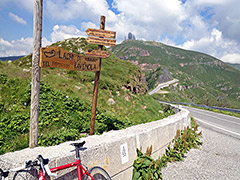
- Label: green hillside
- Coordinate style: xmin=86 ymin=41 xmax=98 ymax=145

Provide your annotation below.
xmin=111 ymin=40 xmax=240 ymax=109
xmin=0 ymin=38 xmax=174 ymax=155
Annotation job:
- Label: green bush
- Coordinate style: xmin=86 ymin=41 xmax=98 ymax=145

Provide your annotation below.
xmin=165 ymin=118 xmax=203 ymax=162
xmin=132 ymin=118 xmax=203 ymax=180
xmin=38 ymin=128 xmax=80 ymax=146
xmin=132 ymin=146 xmax=166 ymax=180
xmin=0 ymin=79 xmax=127 ymax=154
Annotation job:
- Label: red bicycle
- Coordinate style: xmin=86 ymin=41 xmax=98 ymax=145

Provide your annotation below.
xmin=5 ymin=141 xmax=111 ymax=180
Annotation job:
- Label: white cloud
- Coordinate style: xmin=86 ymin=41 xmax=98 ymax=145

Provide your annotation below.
xmin=80 ymin=22 xmax=97 ymax=30
xmin=50 ymin=25 xmax=86 ymax=42
xmin=182 ymin=16 xmax=209 ymax=40
xmin=46 ymin=0 xmax=117 ymax=23
xmin=112 ymin=0 xmax=187 ymax=41
xmin=0 ymin=38 xmax=13 ymax=48
xmin=0 ymin=37 xmax=50 ymax=57
xmin=46 ymin=0 xmax=87 ymax=21
xmin=13 ymin=0 xmax=33 ymax=11
xmin=1 ymin=0 xmax=34 ymax=11
xmin=179 ymin=28 xmax=240 ymax=63
xmin=193 ymin=0 xmax=228 ymax=5
xmin=2 ymin=0 xmax=240 ymax=64
xmin=221 ymin=53 xmax=240 ymax=64
xmin=0 ymin=37 xmax=32 ymax=56
xmin=9 ymin=12 xmax=27 ymax=25
xmin=185 ymin=0 xmax=240 ymax=43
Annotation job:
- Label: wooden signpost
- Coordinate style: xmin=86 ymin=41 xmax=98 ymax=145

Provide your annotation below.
xmin=86 ymin=16 xmax=116 ymax=135
xmin=30 ymin=14 xmax=116 ymax=147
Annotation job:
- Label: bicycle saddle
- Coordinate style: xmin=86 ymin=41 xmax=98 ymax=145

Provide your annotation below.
xmin=70 ymin=141 xmax=86 ymax=148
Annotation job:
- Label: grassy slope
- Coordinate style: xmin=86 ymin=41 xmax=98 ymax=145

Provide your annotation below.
xmin=111 ymin=40 xmax=240 ymax=109
xmin=0 ymin=38 xmax=174 ymax=154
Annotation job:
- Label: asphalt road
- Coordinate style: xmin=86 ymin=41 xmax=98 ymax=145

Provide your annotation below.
xmin=148 ymin=79 xmax=178 ymax=95
xmin=162 ymin=106 xmax=240 ymax=179
xmin=183 ymin=106 xmax=240 ymax=138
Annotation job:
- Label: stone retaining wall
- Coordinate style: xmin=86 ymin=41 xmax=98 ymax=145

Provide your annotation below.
xmin=0 ymin=107 xmax=190 ymax=179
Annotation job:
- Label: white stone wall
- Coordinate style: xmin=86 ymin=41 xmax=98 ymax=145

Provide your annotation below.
xmin=0 ymin=107 xmax=190 ymax=180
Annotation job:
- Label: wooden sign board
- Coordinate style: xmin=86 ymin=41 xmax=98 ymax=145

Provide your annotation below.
xmin=85 ymin=50 xmax=110 ymax=58
xmin=86 ymin=37 xmax=116 ymax=47
xmin=86 ymin=28 xmax=116 ymax=39
xmin=40 ymin=46 xmax=101 ymax=71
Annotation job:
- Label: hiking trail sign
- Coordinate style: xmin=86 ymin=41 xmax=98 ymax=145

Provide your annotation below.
xmin=86 ymin=36 xmax=116 ymax=47
xmin=85 ymin=16 xmax=116 ymax=135
xmin=40 ymin=46 xmax=101 ymax=71
xmin=30 ymin=15 xmax=116 ymax=148
xmin=86 ymin=28 xmax=116 ymax=39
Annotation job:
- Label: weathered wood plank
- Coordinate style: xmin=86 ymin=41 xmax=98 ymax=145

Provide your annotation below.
xmin=40 ymin=46 xmax=101 ymax=71
xmin=85 ymin=49 xmax=110 ymax=58
xmin=86 ymin=36 xmax=116 ymax=46
xmin=86 ymin=28 xmax=116 ymax=39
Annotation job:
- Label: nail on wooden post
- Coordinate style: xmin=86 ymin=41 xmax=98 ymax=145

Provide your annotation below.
xmin=90 ymin=16 xmax=105 ymax=135
xmin=29 ymin=0 xmax=42 ymax=148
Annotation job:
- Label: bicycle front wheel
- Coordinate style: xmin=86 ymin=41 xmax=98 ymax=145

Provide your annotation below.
xmin=84 ymin=166 xmax=111 ymax=180
xmin=13 ymin=169 xmax=38 ymax=180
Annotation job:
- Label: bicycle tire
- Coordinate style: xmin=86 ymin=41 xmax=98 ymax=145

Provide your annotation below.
xmin=13 ymin=169 xmax=38 ymax=180
xmin=84 ymin=166 xmax=111 ymax=180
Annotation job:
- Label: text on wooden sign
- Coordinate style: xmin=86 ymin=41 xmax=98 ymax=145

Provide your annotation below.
xmin=40 ymin=46 xmax=101 ymax=71
xmin=86 ymin=28 xmax=116 ymax=39
xmin=86 ymin=37 xmax=116 ymax=47
xmin=85 ymin=49 xmax=110 ymax=58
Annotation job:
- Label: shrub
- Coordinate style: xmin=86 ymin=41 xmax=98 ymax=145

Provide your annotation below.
xmin=132 ymin=118 xmax=203 ymax=180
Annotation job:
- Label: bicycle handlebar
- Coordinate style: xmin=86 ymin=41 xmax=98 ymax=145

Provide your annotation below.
xmin=44 ymin=165 xmax=57 ymax=177
xmin=37 ymin=155 xmax=57 ymax=177
xmin=0 ymin=155 xmax=57 ymax=179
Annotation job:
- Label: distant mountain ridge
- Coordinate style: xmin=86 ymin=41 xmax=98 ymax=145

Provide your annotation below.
xmin=227 ymin=62 xmax=240 ymax=70
xmin=0 ymin=55 xmax=24 ymax=61
xmin=111 ymin=40 xmax=240 ymax=109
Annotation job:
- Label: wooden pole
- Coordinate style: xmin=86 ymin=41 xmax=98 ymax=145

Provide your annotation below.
xmin=89 ymin=16 xmax=105 ymax=135
xmin=29 ymin=0 xmax=42 ymax=148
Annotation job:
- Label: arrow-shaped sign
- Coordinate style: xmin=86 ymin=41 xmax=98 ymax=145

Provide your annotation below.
xmin=85 ymin=50 xmax=110 ymax=58
xmin=86 ymin=37 xmax=116 ymax=47
xmin=86 ymin=28 xmax=116 ymax=39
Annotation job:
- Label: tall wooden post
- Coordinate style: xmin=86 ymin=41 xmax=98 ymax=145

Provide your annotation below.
xmin=89 ymin=16 xmax=105 ymax=135
xmin=29 ymin=0 xmax=43 ymax=148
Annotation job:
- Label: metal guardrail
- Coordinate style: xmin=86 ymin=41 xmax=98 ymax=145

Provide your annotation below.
xmin=158 ymin=101 xmax=240 ymax=114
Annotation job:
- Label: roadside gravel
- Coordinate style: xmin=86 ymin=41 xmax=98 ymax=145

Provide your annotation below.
xmin=161 ymin=126 xmax=240 ymax=180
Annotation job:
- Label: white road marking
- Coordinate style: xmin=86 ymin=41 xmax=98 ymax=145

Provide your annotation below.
xmin=187 ymin=107 xmax=240 ymax=125
xmin=186 ymin=106 xmax=240 ymax=120
xmin=195 ymin=117 xmax=240 ymax=137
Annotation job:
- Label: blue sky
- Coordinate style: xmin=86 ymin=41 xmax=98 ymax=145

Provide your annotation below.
xmin=0 ymin=0 xmax=240 ymax=64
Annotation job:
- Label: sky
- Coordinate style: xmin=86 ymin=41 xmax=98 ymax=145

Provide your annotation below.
xmin=0 ymin=0 xmax=240 ymax=64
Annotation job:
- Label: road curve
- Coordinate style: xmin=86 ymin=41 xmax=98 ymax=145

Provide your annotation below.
xmin=148 ymin=79 xmax=178 ymax=95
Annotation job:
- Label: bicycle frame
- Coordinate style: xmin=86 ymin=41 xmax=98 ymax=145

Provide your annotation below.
xmin=39 ymin=158 xmax=94 ymax=180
